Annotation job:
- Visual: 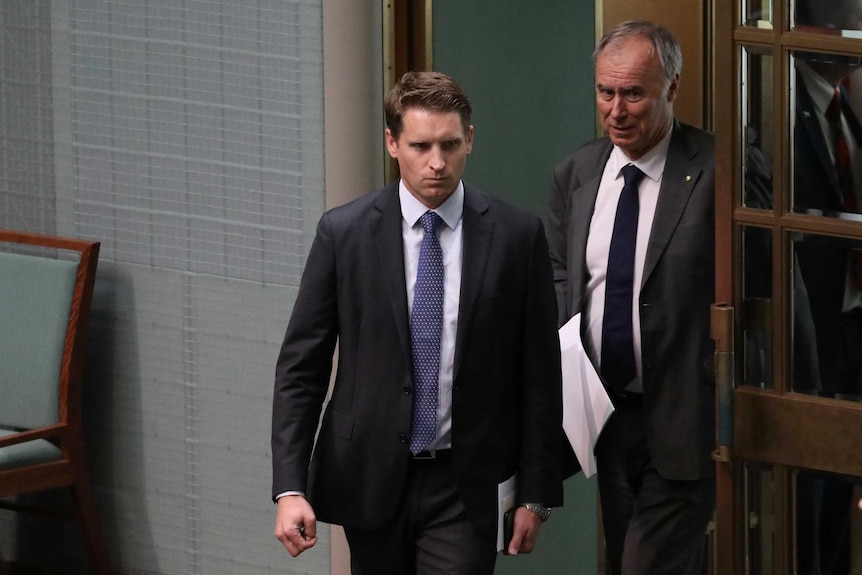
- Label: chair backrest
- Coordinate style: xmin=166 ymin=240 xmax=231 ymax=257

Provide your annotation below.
xmin=0 ymin=230 xmax=99 ymax=431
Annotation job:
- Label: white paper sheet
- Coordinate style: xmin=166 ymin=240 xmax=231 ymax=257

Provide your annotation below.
xmin=496 ymin=473 xmax=517 ymax=551
xmin=559 ymin=313 xmax=615 ymax=477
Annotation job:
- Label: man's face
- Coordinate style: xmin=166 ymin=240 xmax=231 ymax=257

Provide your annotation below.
xmin=595 ymin=36 xmax=678 ymax=161
xmin=386 ymin=108 xmax=473 ymax=209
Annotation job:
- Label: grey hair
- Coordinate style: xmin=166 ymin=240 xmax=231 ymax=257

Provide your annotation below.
xmin=593 ymin=20 xmax=682 ymax=83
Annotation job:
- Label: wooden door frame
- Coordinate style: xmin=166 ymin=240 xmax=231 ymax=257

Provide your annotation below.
xmin=713 ymin=0 xmax=737 ymax=569
xmin=713 ymin=0 xmax=862 ymax=572
xmin=383 ymin=0 xmax=433 ymax=184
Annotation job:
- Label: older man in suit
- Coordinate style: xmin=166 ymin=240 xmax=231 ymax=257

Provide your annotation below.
xmin=547 ymin=21 xmax=715 ymax=575
xmin=271 ymin=71 xmax=563 ymax=575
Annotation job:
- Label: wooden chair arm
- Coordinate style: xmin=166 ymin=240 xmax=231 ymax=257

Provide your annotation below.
xmin=0 ymin=424 xmax=68 ymax=449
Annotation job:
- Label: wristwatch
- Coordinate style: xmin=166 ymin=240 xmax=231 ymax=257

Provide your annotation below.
xmin=521 ymin=503 xmax=552 ymax=522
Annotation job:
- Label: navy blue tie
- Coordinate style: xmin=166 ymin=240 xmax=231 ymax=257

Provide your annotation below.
xmin=601 ymin=164 xmax=645 ymax=391
xmin=410 ymin=211 xmax=444 ymax=453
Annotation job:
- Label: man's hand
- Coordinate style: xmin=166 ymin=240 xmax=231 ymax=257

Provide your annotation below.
xmin=506 ymin=505 xmax=543 ymax=556
xmin=274 ymin=495 xmax=318 ymax=557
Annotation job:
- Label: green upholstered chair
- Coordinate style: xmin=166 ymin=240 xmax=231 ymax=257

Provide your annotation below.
xmin=0 ymin=229 xmax=110 ymax=575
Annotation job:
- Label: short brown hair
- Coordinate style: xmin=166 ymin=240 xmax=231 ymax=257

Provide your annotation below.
xmin=384 ymin=71 xmax=472 ymax=139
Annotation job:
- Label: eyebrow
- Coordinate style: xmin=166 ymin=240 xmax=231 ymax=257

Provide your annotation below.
xmin=406 ymin=136 xmax=464 ymax=145
xmin=596 ymin=83 xmax=643 ymax=92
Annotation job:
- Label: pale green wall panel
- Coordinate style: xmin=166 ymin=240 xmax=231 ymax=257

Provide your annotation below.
xmin=433 ymin=0 xmax=597 ymax=216
xmin=433 ymin=2 xmax=599 ymax=574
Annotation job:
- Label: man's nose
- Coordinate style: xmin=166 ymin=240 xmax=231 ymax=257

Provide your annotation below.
xmin=429 ymin=147 xmax=445 ymax=171
xmin=610 ymin=94 xmax=627 ymax=117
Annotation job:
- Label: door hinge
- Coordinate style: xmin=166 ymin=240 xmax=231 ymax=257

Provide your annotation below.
xmin=711 ymin=303 xmax=734 ymax=462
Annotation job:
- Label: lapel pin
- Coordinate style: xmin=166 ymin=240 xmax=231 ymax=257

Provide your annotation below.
xmin=685 ymin=175 xmax=692 ymax=182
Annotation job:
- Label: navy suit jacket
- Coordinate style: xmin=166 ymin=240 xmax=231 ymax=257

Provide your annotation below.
xmin=272 ymin=182 xmax=564 ymax=538
xmin=547 ymin=121 xmax=716 ymax=481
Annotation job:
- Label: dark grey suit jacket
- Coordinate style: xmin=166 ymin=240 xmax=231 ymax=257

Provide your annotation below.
xmin=272 ymin=182 xmax=564 ymax=538
xmin=547 ymin=121 xmax=716 ymax=481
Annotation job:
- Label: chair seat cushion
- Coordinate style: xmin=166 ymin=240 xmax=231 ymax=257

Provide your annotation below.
xmin=0 ymin=429 xmax=62 ymax=471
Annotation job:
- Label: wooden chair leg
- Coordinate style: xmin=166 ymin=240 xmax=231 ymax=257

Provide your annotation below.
xmin=68 ymin=477 xmax=112 ymax=575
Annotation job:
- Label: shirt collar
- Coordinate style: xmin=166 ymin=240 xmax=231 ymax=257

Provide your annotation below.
xmin=399 ymin=180 xmax=464 ymax=231
xmin=609 ymin=126 xmax=673 ymax=184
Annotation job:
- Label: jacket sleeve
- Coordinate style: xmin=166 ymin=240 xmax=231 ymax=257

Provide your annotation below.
xmin=271 ymin=212 xmax=339 ymax=500
xmin=516 ymin=218 xmax=567 ymax=505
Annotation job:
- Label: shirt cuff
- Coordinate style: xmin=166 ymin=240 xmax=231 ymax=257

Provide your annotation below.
xmin=275 ymin=490 xmax=305 ymax=500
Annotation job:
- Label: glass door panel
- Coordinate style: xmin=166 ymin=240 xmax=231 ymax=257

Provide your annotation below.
xmin=744 ymin=462 xmax=776 ymax=575
xmin=742 ymin=225 xmax=774 ymax=389
xmin=791 ymin=49 xmax=862 ymax=220
xmin=743 ymin=46 xmax=775 ymax=210
xmin=791 ymin=232 xmax=862 ymax=399
xmin=743 ymin=0 xmax=773 ymax=28
xmin=795 ymin=469 xmax=862 ymax=574
xmin=793 ymin=2 xmax=862 ymax=35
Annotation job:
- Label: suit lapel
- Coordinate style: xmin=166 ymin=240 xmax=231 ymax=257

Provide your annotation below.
xmin=371 ymin=184 xmax=412 ymax=365
xmin=569 ymin=176 xmax=604 ymax=313
xmin=642 ymin=123 xmax=702 ymax=285
xmin=798 ymin=77 xmax=840 ymax=192
xmin=453 ymin=186 xmax=494 ymax=377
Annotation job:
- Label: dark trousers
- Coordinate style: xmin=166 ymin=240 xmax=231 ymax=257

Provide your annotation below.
xmin=343 ymin=453 xmax=497 ymax=575
xmin=596 ymin=400 xmax=716 ymax=575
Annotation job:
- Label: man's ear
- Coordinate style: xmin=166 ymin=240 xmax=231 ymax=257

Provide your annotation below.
xmin=385 ymin=128 xmax=398 ymax=159
xmin=667 ymin=74 xmax=680 ymax=103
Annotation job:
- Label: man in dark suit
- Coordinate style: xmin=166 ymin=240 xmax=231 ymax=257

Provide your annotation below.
xmin=271 ymin=71 xmax=563 ymax=574
xmin=547 ymin=21 xmax=715 ymax=575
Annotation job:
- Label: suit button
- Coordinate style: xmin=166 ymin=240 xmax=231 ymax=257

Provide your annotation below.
xmin=398 ymin=433 xmax=408 ymax=443
xmin=403 ymin=386 xmax=412 ymax=395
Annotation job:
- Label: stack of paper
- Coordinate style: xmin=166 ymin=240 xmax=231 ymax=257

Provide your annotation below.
xmin=559 ymin=314 xmax=615 ymax=477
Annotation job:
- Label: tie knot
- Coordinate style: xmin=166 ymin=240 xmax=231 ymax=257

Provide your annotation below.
xmin=419 ymin=211 xmax=442 ymax=235
xmin=621 ymin=164 xmax=645 ymax=187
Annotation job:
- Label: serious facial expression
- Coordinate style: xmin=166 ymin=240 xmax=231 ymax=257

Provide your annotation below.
xmin=386 ymin=108 xmax=473 ymax=209
xmin=595 ymin=36 xmax=678 ymax=161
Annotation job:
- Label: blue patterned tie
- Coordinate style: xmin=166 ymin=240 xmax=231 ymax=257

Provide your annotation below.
xmin=410 ymin=211 xmax=444 ymax=453
xmin=601 ymin=164 xmax=645 ymax=391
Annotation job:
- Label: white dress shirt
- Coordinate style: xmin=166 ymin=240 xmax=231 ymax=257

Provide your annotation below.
xmin=584 ymin=131 xmax=672 ymax=393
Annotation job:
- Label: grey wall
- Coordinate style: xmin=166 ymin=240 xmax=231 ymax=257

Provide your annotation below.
xmin=0 ymin=2 xmax=327 ymax=573
xmin=433 ymin=2 xmax=600 ymax=574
